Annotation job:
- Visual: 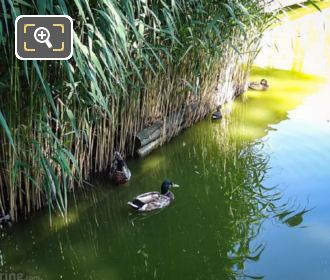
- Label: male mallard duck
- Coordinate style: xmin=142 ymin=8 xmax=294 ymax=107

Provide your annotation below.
xmin=109 ymin=151 xmax=131 ymax=185
xmin=128 ymin=180 xmax=179 ymax=211
xmin=212 ymin=105 xmax=222 ymax=120
xmin=248 ymin=79 xmax=269 ymax=91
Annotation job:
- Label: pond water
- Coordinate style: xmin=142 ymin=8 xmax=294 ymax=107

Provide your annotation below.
xmin=1 ymin=5 xmax=330 ymax=280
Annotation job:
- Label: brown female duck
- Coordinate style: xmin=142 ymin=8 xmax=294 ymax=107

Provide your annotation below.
xmin=248 ymin=79 xmax=269 ymax=91
xmin=109 ymin=151 xmax=131 ymax=185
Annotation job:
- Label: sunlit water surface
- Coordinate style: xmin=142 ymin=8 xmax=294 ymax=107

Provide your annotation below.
xmin=1 ymin=5 xmax=330 ymax=280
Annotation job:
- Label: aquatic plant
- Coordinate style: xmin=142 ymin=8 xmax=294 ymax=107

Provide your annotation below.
xmin=0 ymin=0 xmax=275 ymax=221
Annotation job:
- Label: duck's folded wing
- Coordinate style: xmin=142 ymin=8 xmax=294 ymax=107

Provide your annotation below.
xmin=136 ymin=192 xmax=160 ymax=204
xmin=139 ymin=196 xmax=171 ymax=211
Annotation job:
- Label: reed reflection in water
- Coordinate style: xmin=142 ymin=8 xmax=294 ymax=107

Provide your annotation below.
xmin=0 ymin=79 xmax=314 ymax=279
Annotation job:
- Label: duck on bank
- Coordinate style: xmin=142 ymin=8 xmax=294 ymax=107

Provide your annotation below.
xmin=212 ymin=105 xmax=222 ymax=120
xmin=109 ymin=151 xmax=131 ymax=185
xmin=248 ymin=79 xmax=269 ymax=91
xmin=128 ymin=180 xmax=180 ymax=211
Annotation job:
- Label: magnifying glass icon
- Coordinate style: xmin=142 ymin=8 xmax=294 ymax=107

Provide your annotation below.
xmin=34 ymin=27 xmax=53 ymax=48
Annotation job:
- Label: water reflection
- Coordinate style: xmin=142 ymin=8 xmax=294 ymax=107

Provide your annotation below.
xmin=275 ymin=207 xmax=312 ymax=228
xmin=0 ymin=92 xmax=313 ymax=279
xmin=228 ymin=67 xmax=324 ymax=142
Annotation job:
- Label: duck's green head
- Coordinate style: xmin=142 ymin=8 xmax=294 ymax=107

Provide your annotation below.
xmin=261 ymin=79 xmax=268 ymax=86
xmin=161 ymin=180 xmax=179 ymax=194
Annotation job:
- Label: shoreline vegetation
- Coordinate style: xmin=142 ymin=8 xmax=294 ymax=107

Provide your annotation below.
xmin=0 ymin=0 xmax=286 ymax=223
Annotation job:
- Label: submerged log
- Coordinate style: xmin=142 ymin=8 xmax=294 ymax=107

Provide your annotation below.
xmin=134 ymin=112 xmax=184 ymax=157
xmin=135 ymin=122 xmax=162 ymax=148
xmin=135 ymin=109 xmax=191 ymax=157
xmin=136 ymin=138 xmax=162 ymax=157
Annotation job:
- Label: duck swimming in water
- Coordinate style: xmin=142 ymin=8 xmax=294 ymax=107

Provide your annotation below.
xmin=212 ymin=105 xmax=222 ymax=120
xmin=109 ymin=151 xmax=131 ymax=185
xmin=128 ymin=180 xmax=179 ymax=211
xmin=248 ymin=79 xmax=269 ymax=91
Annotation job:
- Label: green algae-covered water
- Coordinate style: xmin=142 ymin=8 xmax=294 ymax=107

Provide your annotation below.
xmin=1 ymin=5 xmax=330 ymax=280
